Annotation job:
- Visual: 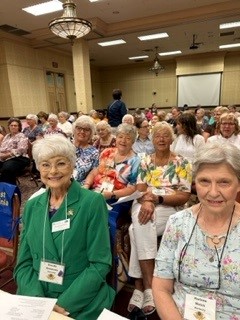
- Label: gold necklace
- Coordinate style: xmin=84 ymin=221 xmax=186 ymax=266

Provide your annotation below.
xmin=207 ymin=234 xmax=226 ymax=246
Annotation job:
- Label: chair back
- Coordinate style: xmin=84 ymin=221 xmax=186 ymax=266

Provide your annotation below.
xmin=0 ymin=183 xmax=21 ymax=240
xmin=0 ymin=183 xmax=21 ymax=289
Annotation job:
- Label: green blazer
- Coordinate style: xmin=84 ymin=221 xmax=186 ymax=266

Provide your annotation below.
xmin=14 ymin=180 xmax=115 ymax=320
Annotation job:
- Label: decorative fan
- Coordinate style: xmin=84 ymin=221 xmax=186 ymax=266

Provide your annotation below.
xmin=189 ymin=34 xmax=203 ymax=50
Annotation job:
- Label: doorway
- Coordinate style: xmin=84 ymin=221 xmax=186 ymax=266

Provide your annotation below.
xmin=45 ymin=71 xmax=67 ymax=114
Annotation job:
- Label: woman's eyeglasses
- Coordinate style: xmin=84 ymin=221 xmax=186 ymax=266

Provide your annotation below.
xmin=39 ymin=161 xmax=71 ymax=172
xmin=75 ymin=126 xmax=91 ymax=132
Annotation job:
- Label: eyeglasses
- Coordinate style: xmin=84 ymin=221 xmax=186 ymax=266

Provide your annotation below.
xmin=220 ymin=122 xmax=235 ymax=126
xmin=39 ymin=160 xmax=71 ymax=172
xmin=75 ymin=126 xmax=91 ymax=132
xmin=97 ymin=128 xmax=106 ymax=132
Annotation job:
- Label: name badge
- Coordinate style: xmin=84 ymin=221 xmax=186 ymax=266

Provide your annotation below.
xmin=184 ymin=294 xmax=216 ymax=320
xmin=152 ymin=187 xmax=165 ymax=196
xmin=52 ymin=219 xmax=70 ymax=233
xmin=101 ymin=181 xmax=114 ymax=192
xmin=39 ymin=260 xmax=65 ymax=285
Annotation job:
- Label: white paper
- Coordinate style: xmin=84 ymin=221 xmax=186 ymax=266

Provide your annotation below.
xmin=97 ymin=308 xmax=128 ymax=319
xmin=0 ymin=290 xmax=57 ymax=320
xmin=111 ymin=190 xmax=144 ymax=205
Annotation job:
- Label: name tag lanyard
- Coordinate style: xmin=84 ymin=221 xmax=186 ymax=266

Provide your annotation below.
xmin=42 ymin=193 xmax=68 ymax=265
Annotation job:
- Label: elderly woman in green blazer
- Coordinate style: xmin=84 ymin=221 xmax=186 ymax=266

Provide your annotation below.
xmin=14 ymin=134 xmax=115 ymax=320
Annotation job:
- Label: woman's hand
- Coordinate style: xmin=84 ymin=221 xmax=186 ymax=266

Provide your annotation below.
xmin=138 ymin=190 xmax=158 ymax=204
xmin=138 ymin=200 xmax=155 ymax=225
xmin=53 ymin=304 xmax=70 ymax=316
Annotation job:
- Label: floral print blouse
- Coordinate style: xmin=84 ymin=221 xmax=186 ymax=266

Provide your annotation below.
xmin=92 ymin=147 xmax=140 ymax=190
xmin=154 ymin=208 xmax=240 ymax=320
xmin=0 ymin=133 xmax=28 ymax=158
xmin=75 ymin=146 xmax=99 ymax=184
xmin=137 ymin=153 xmax=192 ymax=194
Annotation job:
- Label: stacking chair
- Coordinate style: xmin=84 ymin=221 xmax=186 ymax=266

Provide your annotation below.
xmin=0 ymin=182 xmax=21 ymax=289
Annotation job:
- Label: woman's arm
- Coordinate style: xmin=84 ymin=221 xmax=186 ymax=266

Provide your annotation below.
xmin=103 ymin=183 xmax=136 ymax=199
xmin=152 ymin=277 xmax=183 ymax=320
xmin=83 ymin=167 xmax=98 ymax=188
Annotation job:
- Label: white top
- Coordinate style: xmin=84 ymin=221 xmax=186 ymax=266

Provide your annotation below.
xmin=57 ymin=121 xmax=73 ymax=138
xmin=171 ymin=134 xmax=205 ymax=163
xmin=208 ymin=134 xmax=240 ymax=149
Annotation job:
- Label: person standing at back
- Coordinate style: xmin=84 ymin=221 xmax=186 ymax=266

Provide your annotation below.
xmin=107 ymin=89 xmax=127 ymax=134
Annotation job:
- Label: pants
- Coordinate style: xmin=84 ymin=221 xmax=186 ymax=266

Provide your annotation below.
xmin=128 ymin=200 xmax=177 ymax=278
xmin=0 ymin=156 xmax=30 ymax=185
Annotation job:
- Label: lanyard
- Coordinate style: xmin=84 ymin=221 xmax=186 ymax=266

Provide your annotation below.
xmin=42 ymin=192 xmax=68 ymax=265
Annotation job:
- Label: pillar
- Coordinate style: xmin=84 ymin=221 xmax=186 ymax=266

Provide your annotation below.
xmin=72 ymin=39 xmax=92 ymax=114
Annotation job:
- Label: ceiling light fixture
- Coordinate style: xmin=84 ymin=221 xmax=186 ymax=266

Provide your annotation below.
xmin=220 ymin=21 xmax=240 ymax=29
xmin=98 ymin=39 xmax=126 ymax=47
xmin=128 ymin=55 xmax=149 ymax=60
xmin=23 ymin=0 xmax=63 ymax=16
xmin=138 ymin=32 xmax=169 ymax=41
xmin=49 ymin=0 xmax=92 ymax=44
xmin=159 ymin=50 xmax=182 ymax=56
xmin=149 ymin=47 xmax=164 ymax=76
xmin=219 ymin=43 xmax=240 ymax=49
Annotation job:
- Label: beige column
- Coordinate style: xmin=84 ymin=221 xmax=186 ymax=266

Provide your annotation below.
xmin=72 ymin=39 xmax=92 ymax=114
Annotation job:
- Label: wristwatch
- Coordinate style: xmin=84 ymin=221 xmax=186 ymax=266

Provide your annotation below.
xmin=111 ymin=191 xmax=117 ymax=200
xmin=158 ymin=195 xmax=164 ymax=204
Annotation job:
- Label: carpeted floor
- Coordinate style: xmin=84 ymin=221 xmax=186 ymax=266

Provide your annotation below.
xmin=1 ymin=175 xmax=161 ymax=319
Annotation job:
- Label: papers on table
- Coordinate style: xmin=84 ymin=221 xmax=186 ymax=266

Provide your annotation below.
xmin=0 ymin=290 xmax=58 ymax=320
xmin=97 ymin=308 xmax=128 ymax=319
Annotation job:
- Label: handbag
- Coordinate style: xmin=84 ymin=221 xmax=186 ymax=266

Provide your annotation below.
xmin=116 ymin=249 xmax=129 ymax=292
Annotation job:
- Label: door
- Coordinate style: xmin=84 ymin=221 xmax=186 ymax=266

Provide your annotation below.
xmin=46 ymin=71 xmax=67 ymax=113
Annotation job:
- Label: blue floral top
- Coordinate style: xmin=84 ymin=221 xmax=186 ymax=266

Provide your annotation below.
xmin=154 ymin=208 xmax=240 ymax=319
xmin=75 ymin=146 xmax=99 ymax=184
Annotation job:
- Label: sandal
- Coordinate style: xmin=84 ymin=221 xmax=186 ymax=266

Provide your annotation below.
xmin=127 ymin=289 xmax=144 ymax=312
xmin=142 ymin=288 xmax=155 ymax=316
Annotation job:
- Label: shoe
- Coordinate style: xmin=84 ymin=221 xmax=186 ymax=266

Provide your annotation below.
xmin=127 ymin=289 xmax=144 ymax=313
xmin=142 ymin=288 xmax=155 ymax=316
xmin=128 ymin=307 xmax=147 ymax=319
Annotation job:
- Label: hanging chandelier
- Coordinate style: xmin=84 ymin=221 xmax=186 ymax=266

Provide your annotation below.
xmin=149 ymin=47 xmax=164 ymax=76
xmin=49 ymin=0 xmax=92 ymax=44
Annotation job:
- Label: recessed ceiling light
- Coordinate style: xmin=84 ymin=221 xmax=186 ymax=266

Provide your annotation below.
xmin=138 ymin=33 xmax=169 ymax=41
xmin=89 ymin=0 xmax=99 ymax=2
xmin=219 ymin=43 xmax=240 ymax=49
xmin=22 ymin=0 xmax=63 ymax=16
xmin=98 ymin=39 xmax=126 ymax=47
xmin=219 ymin=21 xmax=240 ymax=29
xmin=128 ymin=55 xmax=149 ymax=60
xmin=159 ymin=50 xmax=182 ymax=56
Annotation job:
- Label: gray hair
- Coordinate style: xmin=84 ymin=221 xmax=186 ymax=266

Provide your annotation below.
xmin=122 ymin=114 xmax=135 ymax=125
xmin=32 ymin=134 xmax=76 ymax=169
xmin=58 ymin=111 xmax=69 ymax=119
xmin=193 ymin=141 xmax=240 ymax=180
xmin=72 ymin=115 xmax=96 ymax=139
xmin=48 ymin=113 xmax=58 ymax=122
xmin=151 ymin=121 xmax=175 ymax=141
xmin=26 ymin=114 xmax=38 ymax=123
xmin=116 ymin=123 xmax=137 ymax=142
xmin=96 ymin=120 xmax=111 ymax=134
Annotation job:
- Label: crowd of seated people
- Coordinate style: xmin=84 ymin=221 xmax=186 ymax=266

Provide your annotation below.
xmin=1 ymin=104 xmax=240 ymax=319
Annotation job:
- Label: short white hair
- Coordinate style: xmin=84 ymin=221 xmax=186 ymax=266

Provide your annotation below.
xmin=32 ymin=134 xmax=76 ymax=168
